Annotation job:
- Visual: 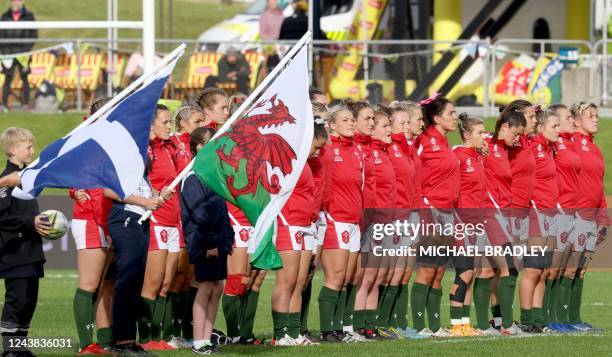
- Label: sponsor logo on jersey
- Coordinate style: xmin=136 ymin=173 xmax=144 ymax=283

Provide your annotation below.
xmin=494 ymin=144 xmax=501 ymax=158
xmin=392 ymin=144 xmax=402 ymax=157
xmin=430 ymin=137 xmax=440 ymax=152
xmin=466 ymin=158 xmax=474 ymax=173
xmin=558 ymin=137 xmax=566 ymax=150
xmin=333 ymin=147 xmax=343 ymax=162
xmin=373 ymin=150 xmax=383 ymax=164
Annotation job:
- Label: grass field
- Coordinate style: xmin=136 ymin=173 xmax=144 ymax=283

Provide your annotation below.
xmin=1 ymin=113 xmax=612 ymax=194
xmin=0 ymin=270 xmax=610 ymax=356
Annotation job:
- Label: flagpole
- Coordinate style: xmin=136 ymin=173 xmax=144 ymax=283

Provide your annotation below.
xmin=138 ymin=31 xmax=312 ymax=224
xmin=21 ymin=43 xmax=186 ymax=172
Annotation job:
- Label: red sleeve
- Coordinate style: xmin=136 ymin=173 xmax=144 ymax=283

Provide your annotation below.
xmin=597 ymin=194 xmax=610 ymax=226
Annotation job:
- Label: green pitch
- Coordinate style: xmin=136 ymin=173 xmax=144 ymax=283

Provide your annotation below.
xmin=1 ymin=270 xmax=609 ymax=356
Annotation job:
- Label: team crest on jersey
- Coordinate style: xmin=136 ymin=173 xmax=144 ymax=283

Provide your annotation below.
xmin=430 ymin=137 xmax=440 ymax=152
xmin=465 ymin=158 xmax=475 ymax=173
xmin=493 ymin=144 xmax=501 ymax=158
xmin=560 ymin=231 xmax=569 ymax=243
xmin=294 ymin=231 xmax=303 ymax=244
xmin=581 ymin=138 xmax=589 ymax=151
xmin=341 ymin=231 xmax=350 ymax=244
xmin=333 ymin=147 xmax=343 ymax=162
xmin=373 ymin=150 xmax=383 ymax=164
xmin=239 ymin=228 xmax=249 ymax=242
xmin=160 ymin=229 xmax=168 ymax=243
xmin=537 ymin=144 xmax=545 ymax=158
xmin=392 ymin=144 xmax=402 ymax=157
xmin=578 ymin=233 xmax=587 ymax=246
xmin=558 ymin=138 xmax=566 ymax=150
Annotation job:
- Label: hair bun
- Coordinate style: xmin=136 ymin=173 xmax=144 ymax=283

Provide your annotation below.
xmin=458 ymin=112 xmax=469 ymax=121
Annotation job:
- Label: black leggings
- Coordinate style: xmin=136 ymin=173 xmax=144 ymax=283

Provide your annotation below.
xmin=1 ymin=277 xmax=39 ymax=350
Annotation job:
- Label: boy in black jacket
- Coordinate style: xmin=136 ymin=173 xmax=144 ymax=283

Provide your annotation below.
xmin=0 ymin=127 xmax=50 ymax=357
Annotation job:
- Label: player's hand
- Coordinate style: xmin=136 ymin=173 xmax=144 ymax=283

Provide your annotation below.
xmin=0 ymin=171 xmax=21 ymax=187
xmin=596 ymin=225 xmax=608 ymax=245
xmin=207 ymin=248 xmax=219 ymax=257
xmin=34 ymin=215 xmax=52 ymax=236
xmin=74 ymin=189 xmax=90 ymax=203
xmin=160 ymin=186 xmax=175 ymax=201
xmin=144 ymin=197 xmax=163 ymax=211
xmin=477 ymin=145 xmax=490 ymax=158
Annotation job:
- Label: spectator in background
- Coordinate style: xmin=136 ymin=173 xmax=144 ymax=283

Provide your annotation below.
xmin=125 ymin=45 xmax=163 ymax=83
xmin=217 ymin=47 xmax=251 ymax=94
xmin=0 ymin=0 xmax=37 ymax=111
xmin=279 ymin=0 xmax=308 ymax=40
xmin=259 ymin=0 xmax=284 ymax=41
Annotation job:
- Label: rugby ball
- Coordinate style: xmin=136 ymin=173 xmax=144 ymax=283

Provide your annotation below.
xmin=40 ymin=209 xmax=68 ymax=240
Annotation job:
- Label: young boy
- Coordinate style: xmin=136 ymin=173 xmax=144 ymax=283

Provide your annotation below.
xmin=0 ymin=127 xmax=51 ymax=357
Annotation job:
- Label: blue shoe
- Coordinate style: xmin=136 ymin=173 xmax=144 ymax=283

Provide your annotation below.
xmin=395 ymin=327 xmax=429 ymax=339
xmin=571 ymin=323 xmax=593 ymax=331
xmin=549 ymin=323 xmax=573 ymax=333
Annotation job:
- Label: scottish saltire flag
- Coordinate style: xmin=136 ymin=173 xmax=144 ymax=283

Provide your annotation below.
xmin=193 ymin=45 xmax=313 ymax=269
xmin=13 ymin=48 xmax=183 ymax=199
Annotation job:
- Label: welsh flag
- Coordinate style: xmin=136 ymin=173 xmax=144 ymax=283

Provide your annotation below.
xmin=192 ymin=45 xmax=313 ymax=270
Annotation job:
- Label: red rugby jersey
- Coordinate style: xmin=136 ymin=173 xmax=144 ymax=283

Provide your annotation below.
xmin=227 ymin=202 xmax=250 ymax=226
xmin=407 ymin=136 xmax=424 ymax=208
xmin=483 ymin=137 xmax=512 ymax=209
xmin=169 ymin=132 xmax=193 ymax=173
xmin=454 ymin=146 xmax=486 ymax=209
xmin=572 ymin=131 xmax=609 ymax=225
xmin=308 ymin=150 xmax=328 ymax=223
xmin=531 ymin=133 xmax=558 ymax=212
xmin=554 ymin=132 xmax=581 ymax=213
xmin=508 ymin=134 xmax=536 ymax=208
xmin=353 ymin=132 xmax=376 ymax=208
xmin=69 ymin=188 xmax=112 ymax=235
xmin=389 ymin=133 xmax=415 ymax=210
xmin=148 ymin=138 xmax=180 ymax=226
xmin=371 ymin=139 xmax=397 ymax=210
xmin=414 ymin=126 xmax=460 ymax=209
xmin=326 ymin=135 xmax=364 ymax=223
xmin=279 ymin=163 xmax=315 ymax=226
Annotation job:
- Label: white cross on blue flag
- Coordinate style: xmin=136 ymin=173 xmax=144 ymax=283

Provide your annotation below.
xmin=13 ymin=45 xmax=184 ymax=199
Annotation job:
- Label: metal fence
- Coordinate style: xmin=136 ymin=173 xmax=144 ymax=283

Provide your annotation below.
xmin=0 ymin=37 xmax=608 ymax=114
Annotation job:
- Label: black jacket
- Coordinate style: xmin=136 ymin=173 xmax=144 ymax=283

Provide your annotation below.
xmin=0 ymin=160 xmax=45 ymax=276
xmin=279 ymin=10 xmax=308 ymax=40
xmin=0 ymin=6 xmax=37 ymax=54
xmin=180 ymin=173 xmax=233 ymax=264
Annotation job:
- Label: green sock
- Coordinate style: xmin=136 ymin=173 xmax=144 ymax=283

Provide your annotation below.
xmin=378 ymin=285 xmax=399 ymax=328
xmin=569 ymin=277 xmax=584 ymax=324
xmin=520 ymin=308 xmax=533 ymax=325
xmin=343 ymin=284 xmax=357 ymax=329
xmin=96 ymin=327 xmax=112 ymax=348
xmin=391 ymin=284 xmax=409 ymax=329
xmin=548 ymin=279 xmax=558 ymax=323
xmin=239 ymin=290 xmax=259 ymax=339
xmin=173 ymin=291 xmax=186 ymax=337
xmin=542 ymin=279 xmax=554 ymax=324
xmin=182 ymin=287 xmax=197 ymax=340
xmin=450 ymin=306 xmax=463 ymax=325
xmin=73 ymin=288 xmax=96 ymax=349
xmin=411 ymin=283 xmax=430 ymax=331
xmin=377 ymin=285 xmax=387 ymax=312
xmin=462 ymin=304 xmax=471 ymax=321
xmin=333 ymin=289 xmax=347 ymax=331
xmin=498 ymin=276 xmax=517 ymax=329
xmin=287 ymin=312 xmax=301 ymax=338
xmin=272 ymin=311 xmax=289 ymax=339
xmin=162 ymin=293 xmax=176 ymax=341
xmin=366 ymin=309 xmax=378 ymax=330
xmin=473 ymin=278 xmax=492 ymax=330
xmin=222 ymin=294 xmax=242 ymax=338
xmin=318 ymin=286 xmax=339 ymax=333
xmin=353 ymin=310 xmax=366 ymax=330
xmin=300 ymin=280 xmax=312 ymax=334
xmin=532 ymin=307 xmax=544 ymax=325
xmin=557 ymin=277 xmax=572 ymax=323
xmin=150 ymin=296 xmax=166 ymax=341
xmin=426 ymin=287 xmax=442 ymax=332
xmin=138 ymin=297 xmax=156 ymax=344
